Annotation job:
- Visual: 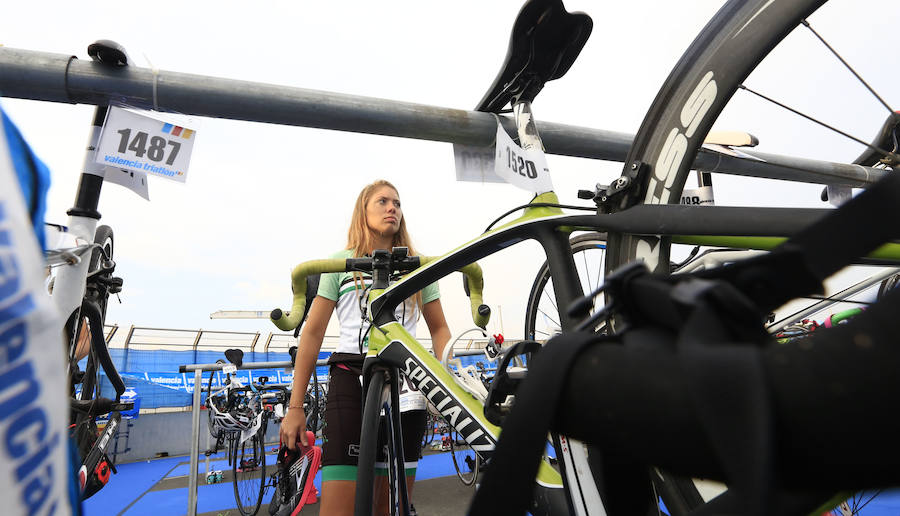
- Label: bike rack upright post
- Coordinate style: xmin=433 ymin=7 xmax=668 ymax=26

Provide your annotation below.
xmin=177 ymin=358 xmax=329 ymax=516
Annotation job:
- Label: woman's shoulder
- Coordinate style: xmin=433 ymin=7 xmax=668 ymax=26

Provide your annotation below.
xmin=327 ymin=249 xmax=354 ymax=260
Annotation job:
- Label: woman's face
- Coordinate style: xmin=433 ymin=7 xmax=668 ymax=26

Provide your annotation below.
xmin=365 ymin=185 xmax=402 ymax=236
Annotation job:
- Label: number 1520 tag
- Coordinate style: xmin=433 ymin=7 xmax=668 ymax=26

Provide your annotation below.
xmin=493 ymin=122 xmax=553 ymax=194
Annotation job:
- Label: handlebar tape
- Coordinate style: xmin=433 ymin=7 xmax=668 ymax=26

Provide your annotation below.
xmin=271 ymin=257 xmax=490 ymax=331
xmin=421 ymin=258 xmax=491 ymax=329
xmin=270 ymin=259 xmax=345 ymax=332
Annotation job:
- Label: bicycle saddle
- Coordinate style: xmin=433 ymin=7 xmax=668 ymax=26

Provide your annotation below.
xmin=87 ymin=39 xmax=131 ymax=66
xmin=475 ymin=0 xmax=592 ymax=113
xmin=225 ymin=348 xmax=244 ymax=367
xmin=853 ymin=110 xmax=900 ymax=167
xmin=71 ymin=397 xmax=133 ymax=418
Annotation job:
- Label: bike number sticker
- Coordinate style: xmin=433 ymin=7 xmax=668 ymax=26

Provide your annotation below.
xmin=222 ymin=364 xmax=237 ymax=375
xmin=453 ymin=143 xmax=505 ymax=183
xmin=95 ymin=106 xmax=196 ymax=183
xmin=493 ymin=121 xmax=553 ymax=194
xmin=398 ymin=375 xmax=426 ymax=412
xmin=680 ymin=186 xmax=715 ymax=206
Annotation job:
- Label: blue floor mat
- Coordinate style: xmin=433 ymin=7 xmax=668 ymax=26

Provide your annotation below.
xmin=83 ymin=455 xmax=184 ymax=514
xmin=85 ymin=451 xmax=900 ymax=516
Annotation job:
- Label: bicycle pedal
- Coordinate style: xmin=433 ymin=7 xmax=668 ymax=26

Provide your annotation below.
xmin=111 ymin=401 xmax=134 ymax=412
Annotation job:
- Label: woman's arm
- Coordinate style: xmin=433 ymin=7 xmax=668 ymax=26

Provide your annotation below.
xmin=422 ymin=298 xmax=451 ymax=362
xmin=280 ymin=295 xmax=336 ymax=449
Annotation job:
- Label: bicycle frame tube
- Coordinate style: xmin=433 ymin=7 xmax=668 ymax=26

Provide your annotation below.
xmin=52 ymin=105 xmax=107 ymax=320
xmin=374 ymin=203 xmax=900 ymax=323
xmin=342 ymin=193 xmax=900 ymax=516
xmin=362 ymin=321 xmax=568 ymax=497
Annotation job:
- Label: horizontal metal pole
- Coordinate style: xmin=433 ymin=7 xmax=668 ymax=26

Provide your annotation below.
xmin=179 ymin=360 xmax=315 ymax=373
xmin=0 ymin=47 xmax=883 ymax=187
xmin=563 ymin=206 xmax=830 ymax=237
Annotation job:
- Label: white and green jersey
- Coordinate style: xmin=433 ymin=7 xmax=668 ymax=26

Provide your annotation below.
xmin=318 ymin=249 xmax=440 ymax=355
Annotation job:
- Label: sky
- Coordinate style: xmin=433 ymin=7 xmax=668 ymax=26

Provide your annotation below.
xmin=2 ymin=0 xmax=897 ymax=344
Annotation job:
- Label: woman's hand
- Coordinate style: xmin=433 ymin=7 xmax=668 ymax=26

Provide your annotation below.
xmin=280 ymin=406 xmax=308 ymax=449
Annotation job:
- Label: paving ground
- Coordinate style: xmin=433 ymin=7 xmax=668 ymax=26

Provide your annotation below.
xmin=80 ymin=443 xmax=900 ymax=515
xmin=83 ymin=441 xmax=477 ymax=516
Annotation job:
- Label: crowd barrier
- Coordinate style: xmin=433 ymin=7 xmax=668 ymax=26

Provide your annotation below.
xmin=93 ymin=324 xmax=493 ymax=410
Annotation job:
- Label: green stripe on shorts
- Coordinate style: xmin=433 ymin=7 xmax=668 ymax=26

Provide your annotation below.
xmin=322 ymin=465 xmax=358 ymax=482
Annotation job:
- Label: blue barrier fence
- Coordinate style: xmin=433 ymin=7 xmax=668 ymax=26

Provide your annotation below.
xmin=94 ymin=349 xmax=329 ymax=409
xmin=93 ymin=348 xmax=494 ymax=409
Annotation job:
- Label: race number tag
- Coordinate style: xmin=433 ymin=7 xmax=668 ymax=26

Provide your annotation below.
xmin=222 ymin=364 xmax=237 ymax=375
xmin=398 ymin=375 xmax=426 ymax=412
xmin=95 ymin=106 xmax=196 ymax=183
xmin=453 ymin=143 xmax=504 ymax=183
xmin=493 ymin=122 xmax=553 ymax=194
xmin=680 ymin=186 xmax=715 ymax=206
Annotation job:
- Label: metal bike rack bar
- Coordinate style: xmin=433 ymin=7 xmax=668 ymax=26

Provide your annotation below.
xmin=177 ymin=359 xmax=329 ymax=516
xmin=767 ymin=267 xmax=900 ymax=332
xmin=175 ymin=347 xmax=494 ymax=515
xmin=0 ymin=46 xmax=885 ymax=187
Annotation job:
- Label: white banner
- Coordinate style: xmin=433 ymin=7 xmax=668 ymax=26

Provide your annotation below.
xmin=95 ymin=106 xmax=196 ymax=183
xmin=0 ymin=115 xmax=72 ymax=515
xmin=493 ymin=122 xmax=553 ymax=194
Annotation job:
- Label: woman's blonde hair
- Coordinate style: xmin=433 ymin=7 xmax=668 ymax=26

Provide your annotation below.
xmin=346 ymin=179 xmax=422 ymax=312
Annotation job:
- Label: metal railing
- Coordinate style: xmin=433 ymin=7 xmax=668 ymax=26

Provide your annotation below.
xmin=103 ymin=324 xmax=434 ymax=353
xmin=177 ymin=345 xmax=500 ymax=516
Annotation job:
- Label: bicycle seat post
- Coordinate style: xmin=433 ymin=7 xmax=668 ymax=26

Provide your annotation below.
xmin=512 ymin=100 xmax=545 ymax=152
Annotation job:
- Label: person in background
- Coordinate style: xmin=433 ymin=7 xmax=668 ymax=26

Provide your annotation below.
xmin=280 ymin=179 xmax=451 ymax=516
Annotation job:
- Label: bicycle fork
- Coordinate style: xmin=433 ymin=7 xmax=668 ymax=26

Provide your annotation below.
xmin=510 ymin=99 xmax=606 ymax=516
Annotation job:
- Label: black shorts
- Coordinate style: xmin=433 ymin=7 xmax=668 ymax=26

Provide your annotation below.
xmin=321 ymin=361 xmax=426 ymax=481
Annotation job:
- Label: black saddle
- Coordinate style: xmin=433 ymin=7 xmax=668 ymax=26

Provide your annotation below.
xmin=225 ymin=349 xmax=244 ymax=367
xmin=87 ymin=39 xmax=131 ymax=66
xmin=476 ymin=0 xmax=592 ymax=113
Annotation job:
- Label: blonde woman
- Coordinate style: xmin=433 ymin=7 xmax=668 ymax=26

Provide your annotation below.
xmin=280 ymin=179 xmax=451 ymax=516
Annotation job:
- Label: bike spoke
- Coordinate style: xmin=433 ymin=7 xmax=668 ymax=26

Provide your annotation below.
xmin=541 ymin=283 xmax=559 ymax=314
xmin=851 ymin=489 xmax=882 ymax=513
xmin=581 ymin=250 xmax=593 ymax=295
xmin=739 ymin=84 xmax=900 ymax=162
xmin=801 ymin=20 xmax=893 ymax=114
xmin=536 ymin=308 xmax=560 ymax=330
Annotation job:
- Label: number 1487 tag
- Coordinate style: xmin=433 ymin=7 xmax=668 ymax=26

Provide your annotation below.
xmin=95 ymin=106 xmax=196 ymax=183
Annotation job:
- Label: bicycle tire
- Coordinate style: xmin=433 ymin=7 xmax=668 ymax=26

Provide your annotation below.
xmin=449 ymin=428 xmax=479 ymax=487
xmin=524 ymin=232 xmax=608 ymax=341
xmin=232 ymin=430 xmax=265 ymax=516
xmin=381 ymin=386 xmax=405 ymax=516
xmin=88 ymin=224 xmax=114 ymax=321
xmin=606 ymin=0 xmax=829 ymax=275
xmin=421 ymin=408 xmax=437 ymax=450
xmin=355 ymin=370 xmax=387 ymax=516
xmin=76 ymin=225 xmax=117 ymax=400
xmin=604 ymin=0 xmax=835 ymax=512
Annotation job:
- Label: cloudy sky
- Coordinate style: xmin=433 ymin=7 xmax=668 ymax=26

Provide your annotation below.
xmin=2 ymin=0 xmax=895 ymax=342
